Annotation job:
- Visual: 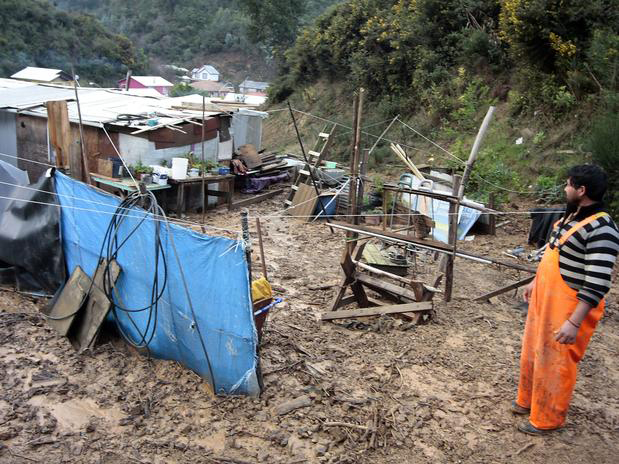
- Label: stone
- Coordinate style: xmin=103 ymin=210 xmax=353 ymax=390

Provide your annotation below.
xmin=275 ymin=395 xmax=312 ymax=416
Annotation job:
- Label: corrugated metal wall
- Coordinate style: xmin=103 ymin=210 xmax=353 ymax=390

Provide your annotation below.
xmin=0 ymin=110 xmax=18 ymax=167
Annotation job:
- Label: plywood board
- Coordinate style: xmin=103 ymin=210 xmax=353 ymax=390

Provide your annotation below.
xmin=287 ymin=184 xmax=318 ymax=222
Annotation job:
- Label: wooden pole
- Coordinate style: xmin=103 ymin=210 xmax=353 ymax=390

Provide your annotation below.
xmin=350 ymin=88 xmax=365 ymax=225
xmin=256 ymin=218 xmax=267 ymax=279
xmin=201 ymin=95 xmax=206 ymax=224
xmin=444 ymin=175 xmax=462 ymax=302
xmin=241 ymin=209 xmax=252 ymax=282
xmin=458 ymin=106 xmax=495 ymax=198
xmin=71 ymin=66 xmax=90 ymax=184
xmin=124 ymin=69 xmax=132 ymax=91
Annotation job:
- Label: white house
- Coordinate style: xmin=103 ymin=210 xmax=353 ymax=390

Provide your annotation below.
xmin=191 ymin=65 xmax=220 ymax=81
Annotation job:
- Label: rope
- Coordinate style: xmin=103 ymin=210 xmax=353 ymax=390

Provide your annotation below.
xmin=0 ymin=191 xmax=240 ymax=235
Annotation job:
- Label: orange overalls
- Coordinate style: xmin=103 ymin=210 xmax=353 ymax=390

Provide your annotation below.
xmin=516 ymin=212 xmax=607 ymax=429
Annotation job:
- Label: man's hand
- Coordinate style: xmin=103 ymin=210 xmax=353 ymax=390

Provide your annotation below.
xmin=523 ymin=280 xmax=535 ymax=303
xmin=555 ymin=320 xmax=579 ymax=344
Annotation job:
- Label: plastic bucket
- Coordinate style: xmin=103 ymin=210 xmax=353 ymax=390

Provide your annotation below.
xmin=171 ymin=157 xmax=188 ymax=180
xmin=314 ymin=195 xmax=337 ymax=218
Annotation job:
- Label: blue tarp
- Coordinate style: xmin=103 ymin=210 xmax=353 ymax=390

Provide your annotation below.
xmin=54 ymin=172 xmax=260 ymax=395
xmin=400 ymin=175 xmax=482 ymax=243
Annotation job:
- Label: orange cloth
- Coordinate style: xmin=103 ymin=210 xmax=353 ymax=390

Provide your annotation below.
xmin=517 ymin=212 xmax=607 ymax=429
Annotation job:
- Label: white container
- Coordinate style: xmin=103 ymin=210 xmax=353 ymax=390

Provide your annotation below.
xmin=157 ymin=174 xmax=168 ymax=186
xmin=171 ymin=157 xmax=188 ymax=180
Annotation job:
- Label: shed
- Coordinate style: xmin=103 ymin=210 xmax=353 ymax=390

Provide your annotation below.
xmin=11 ymin=67 xmax=73 ymax=85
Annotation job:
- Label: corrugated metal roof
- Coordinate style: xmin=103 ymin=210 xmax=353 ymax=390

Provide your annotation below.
xmin=0 ymin=78 xmax=35 ymax=89
xmin=239 ymin=80 xmax=269 ymax=90
xmin=0 ymin=85 xmax=76 ymax=109
xmin=131 ymin=76 xmax=173 ymax=87
xmin=203 ymin=65 xmax=219 ymax=74
xmin=0 ymin=85 xmax=223 ymax=132
xmin=11 ymin=67 xmax=68 ymax=82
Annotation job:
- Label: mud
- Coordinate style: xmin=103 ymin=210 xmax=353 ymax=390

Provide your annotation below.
xmin=1 ymin=192 xmax=618 ymax=463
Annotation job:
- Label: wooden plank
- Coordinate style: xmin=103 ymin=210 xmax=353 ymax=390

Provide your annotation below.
xmin=322 ymin=302 xmax=433 ymax=320
xmin=287 ymin=184 xmax=318 ymax=221
xmin=343 ymin=245 xmax=369 ymax=307
xmin=46 ymin=100 xmax=71 ymax=168
xmin=473 ymin=276 xmax=534 ymax=302
xmin=331 ymin=221 xmax=454 ymax=253
xmin=356 ymin=274 xmax=418 ymax=301
xmin=232 ymin=188 xmax=284 ymax=209
xmin=330 ymin=243 xmax=366 ymax=311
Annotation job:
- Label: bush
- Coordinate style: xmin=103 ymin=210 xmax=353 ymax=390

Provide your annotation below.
xmin=588 ymin=110 xmax=619 ymax=216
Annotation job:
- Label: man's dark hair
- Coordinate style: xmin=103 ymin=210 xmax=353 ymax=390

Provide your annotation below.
xmin=567 ymin=164 xmax=608 ymax=202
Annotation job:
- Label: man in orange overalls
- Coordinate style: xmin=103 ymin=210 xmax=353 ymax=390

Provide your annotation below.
xmin=514 ymin=164 xmax=619 ymax=435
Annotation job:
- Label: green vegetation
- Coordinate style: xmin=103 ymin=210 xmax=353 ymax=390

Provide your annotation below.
xmin=263 ymin=0 xmax=619 ymax=213
xmin=588 ymin=100 xmax=619 ymax=215
xmin=55 ymin=0 xmax=252 ymax=64
xmin=53 ymin=0 xmax=343 ymax=77
xmin=0 ymin=0 xmax=146 ymax=84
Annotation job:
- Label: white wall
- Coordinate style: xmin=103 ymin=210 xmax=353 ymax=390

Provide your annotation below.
xmin=231 ymin=110 xmax=267 ymax=150
xmin=117 ymin=133 xmax=219 ymax=167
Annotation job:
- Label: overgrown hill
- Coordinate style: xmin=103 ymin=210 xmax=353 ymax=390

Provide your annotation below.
xmin=53 ymin=0 xmax=343 ymax=83
xmin=0 ymin=0 xmax=146 ymax=84
xmin=266 ymin=0 xmax=619 ymax=212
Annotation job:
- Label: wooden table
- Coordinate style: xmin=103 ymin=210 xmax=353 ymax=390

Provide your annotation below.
xmin=168 ymin=174 xmax=235 ymax=216
xmin=90 ymin=174 xmax=171 ymax=196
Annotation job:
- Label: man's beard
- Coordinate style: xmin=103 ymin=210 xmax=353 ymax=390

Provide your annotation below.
xmin=565 ymin=198 xmax=580 ymax=216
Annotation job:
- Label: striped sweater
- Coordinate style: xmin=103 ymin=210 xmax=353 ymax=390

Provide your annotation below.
xmin=548 ymin=204 xmax=619 ymax=307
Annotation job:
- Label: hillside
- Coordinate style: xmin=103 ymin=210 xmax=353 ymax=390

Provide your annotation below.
xmin=0 ymin=0 xmax=146 ymax=84
xmin=266 ymin=0 xmax=619 ymax=213
xmin=53 ymin=0 xmax=343 ymax=83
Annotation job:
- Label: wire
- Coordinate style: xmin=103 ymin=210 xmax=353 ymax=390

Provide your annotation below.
xmin=291 ymin=108 xmax=434 ymax=156
xmin=0 ymin=180 xmax=240 ymax=234
xmin=0 ymin=152 xmax=56 ymax=168
xmin=397 ymin=119 xmax=466 ymax=164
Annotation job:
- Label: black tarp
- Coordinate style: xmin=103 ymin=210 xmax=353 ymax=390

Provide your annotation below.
xmin=528 ymin=208 xmax=565 ymax=248
xmin=0 ymin=170 xmax=66 ymax=293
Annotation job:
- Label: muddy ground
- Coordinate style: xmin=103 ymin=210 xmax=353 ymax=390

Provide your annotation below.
xmin=1 ymin=191 xmax=618 ymax=463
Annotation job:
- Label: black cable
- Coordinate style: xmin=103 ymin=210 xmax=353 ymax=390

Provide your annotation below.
xmin=44 ymin=185 xmax=217 ymax=391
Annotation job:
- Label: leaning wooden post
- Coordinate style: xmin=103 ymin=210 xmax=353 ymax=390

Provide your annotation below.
xmin=444 ymin=175 xmax=462 ymax=302
xmin=458 ymin=106 xmax=495 ymax=198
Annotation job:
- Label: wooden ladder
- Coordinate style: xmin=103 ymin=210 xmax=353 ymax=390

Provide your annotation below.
xmin=284 ymin=124 xmax=336 ymax=206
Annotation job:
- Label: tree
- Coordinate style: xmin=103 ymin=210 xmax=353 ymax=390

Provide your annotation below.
xmin=238 ymin=0 xmax=306 ymax=52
